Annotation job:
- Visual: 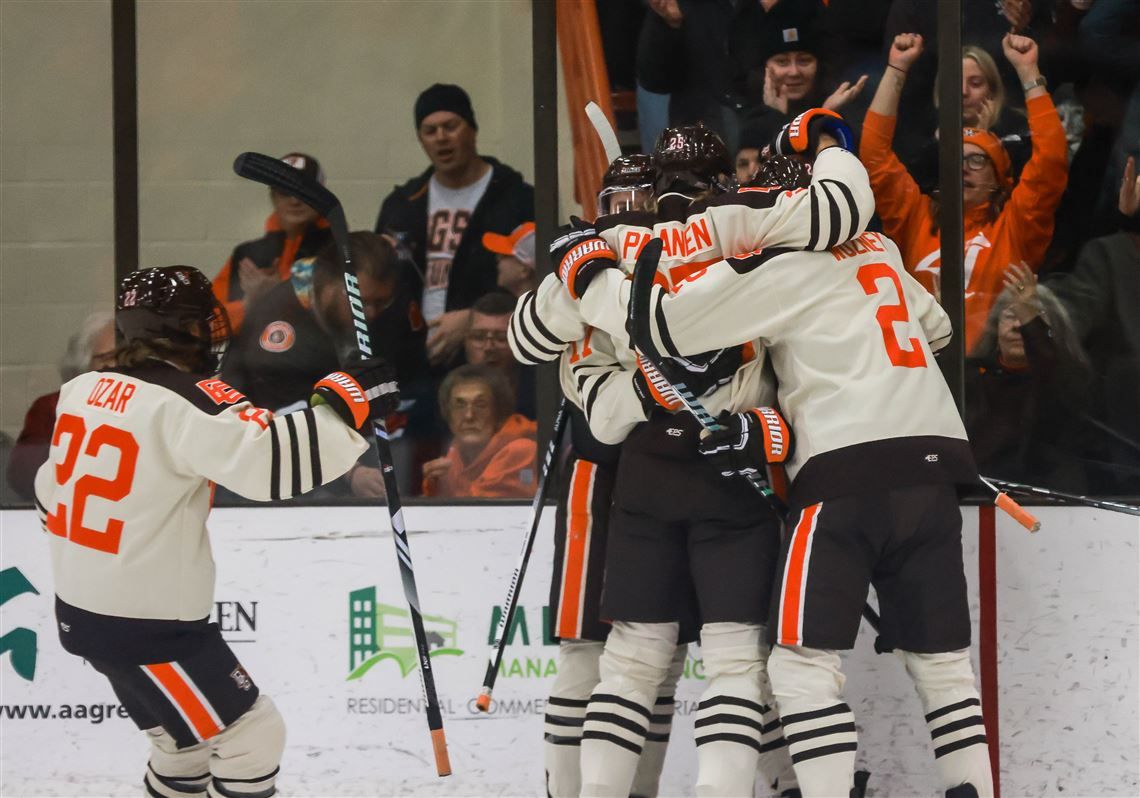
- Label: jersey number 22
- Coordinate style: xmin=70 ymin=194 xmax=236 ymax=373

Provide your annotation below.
xmin=46 ymin=413 xmax=139 ymax=554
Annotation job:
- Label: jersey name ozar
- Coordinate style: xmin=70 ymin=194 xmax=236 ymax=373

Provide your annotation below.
xmin=86 ymin=377 xmax=136 ymax=415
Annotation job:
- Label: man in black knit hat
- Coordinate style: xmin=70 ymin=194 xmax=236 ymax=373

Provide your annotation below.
xmin=374 ymin=83 xmax=533 ymax=371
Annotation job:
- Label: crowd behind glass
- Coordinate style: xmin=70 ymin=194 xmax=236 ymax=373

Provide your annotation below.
xmin=4 ymin=0 xmax=1137 ymax=505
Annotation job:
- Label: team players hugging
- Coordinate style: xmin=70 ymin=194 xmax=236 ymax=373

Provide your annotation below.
xmin=510 ymin=109 xmax=992 ymax=798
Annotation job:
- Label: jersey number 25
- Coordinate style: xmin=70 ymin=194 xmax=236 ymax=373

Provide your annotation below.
xmin=45 ymin=413 xmax=139 ymax=554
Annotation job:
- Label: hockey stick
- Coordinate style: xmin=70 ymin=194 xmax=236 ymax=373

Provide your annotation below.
xmin=627 ymin=238 xmax=882 ymax=632
xmin=982 ymin=476 xmax=1140 ymax=517
xmin=476 ymin=398 xmax=571 ymax=711
xmin=978 ymin=476 xmax=1041 ymax=532
xmin=232 ymin=152 xmax=452 ymax=777
xmin=585 ymin=101 xmax=622 ymax=164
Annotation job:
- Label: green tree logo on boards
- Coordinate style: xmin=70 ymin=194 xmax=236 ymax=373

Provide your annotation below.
xmin=0 ymin=567 xmax=39 ymax=681
xmin=347 ymin=586 xmax=462 ymax=680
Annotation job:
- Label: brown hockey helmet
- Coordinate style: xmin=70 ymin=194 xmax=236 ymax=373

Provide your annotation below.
xmin=598 ymin=154 xmax=657 ymax=216
xmin=651 ymin=123 xmax=733 ymax=196
xmin=116 ymin=266 xmax=231 ymax=371
xmin=752 ymin=154 xmax=812 ymax=191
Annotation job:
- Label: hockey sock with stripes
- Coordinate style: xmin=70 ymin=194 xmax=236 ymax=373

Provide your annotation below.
xmin=756 ymin=634 xmax=798 ymax=795
xmin=630 ymin=643 xmax=687 ymax=798
xmin=768 ymin=645 xmax=857 ymax=798
xmin=580 ymin=622 xmax=679 ymax=797
xmin=897 ymin=650 xmax=994 ymax=797
xmin=144 ymin=728 xmax=210 ymax=797
xmin=692 ymin=623 xmax=768 ymax=797
xmin=545 ymin=640 xmax=604 ymax=798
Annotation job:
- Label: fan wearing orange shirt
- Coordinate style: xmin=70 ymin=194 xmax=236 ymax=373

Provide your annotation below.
xmin=860 ymin=32 xmax=1068 ymax=350
xmin=421 ymin=364 xmax=537 ymax=498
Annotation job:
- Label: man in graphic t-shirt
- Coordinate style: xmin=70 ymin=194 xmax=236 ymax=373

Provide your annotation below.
xmin=374 ymin=83 xmax=533 ymax=371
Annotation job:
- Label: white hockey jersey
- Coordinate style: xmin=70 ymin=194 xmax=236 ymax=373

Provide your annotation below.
xmin=34 ymin=364 xmax=367 ymax=642
xmin=626 ymin=232 xmax=976 ymax=505
xmin=557 ymin=325 xmax=777 ymax=446
xmin=508 ymin=146 xmax=876 ymax=363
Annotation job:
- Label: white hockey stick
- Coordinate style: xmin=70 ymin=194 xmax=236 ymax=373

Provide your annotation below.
xmin=585 ymin=101 xmax=622 ymax=164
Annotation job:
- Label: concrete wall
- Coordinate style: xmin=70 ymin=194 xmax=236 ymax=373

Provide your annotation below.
xmin=1 ymin=0 xmax=558 ymax=441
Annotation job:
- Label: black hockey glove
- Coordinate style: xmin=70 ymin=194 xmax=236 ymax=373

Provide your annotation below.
xmin=551 ymin=216 xmax=619 ymax=300
xmin=698 ymin=407 xmax=794 ymax=479
xmin=632 ymin=347 xmax=744 ymax=416
xmin=771 ymin=108 xmax=855 ymax=156
xmin=311 ymin=357 xmax=400 ymax=431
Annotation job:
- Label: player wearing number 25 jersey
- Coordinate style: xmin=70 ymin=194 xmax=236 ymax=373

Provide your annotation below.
xmin=34 ymin=266 xmax=396 ymax=798
xmin=626 ymin=223 xmax=993 ymax=796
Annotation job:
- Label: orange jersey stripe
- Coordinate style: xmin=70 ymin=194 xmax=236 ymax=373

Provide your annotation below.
xmin=557 ymin=461 xmax=596 ymax=639
xmin=779 ymin=503 xmax=821 ymax=646
xmin=144 ymin=663 xmax=222 ymax=740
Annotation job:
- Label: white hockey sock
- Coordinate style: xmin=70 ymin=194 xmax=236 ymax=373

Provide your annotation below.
xmin=692 ymin=623 xmax=766 ymax=797
xmin=580 ymin=622 xmax=678 ymax=798
xmin=144 ymin=728 xmax=210 ymax=797
xmin=545 ymin=639 xmax=605 ymax=798
xmin=631 ymin=643 xmax=687 ymax=798
xmin=756 ymin=635 xmax=798 ymax=795
xmin=768 ymin=645 xmax=857 ymax=798
xmin=897 ymin=649 xmax=994 ymax=797
xmin=206 ymin=695 xmax=285 ymax=798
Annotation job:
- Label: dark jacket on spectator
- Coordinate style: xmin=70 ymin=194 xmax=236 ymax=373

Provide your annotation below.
xmin=1048 ymin=229 xmax=1140 ymax=492
xmin=637 ymin=0 xmax=744 ymax=143
xmin=966 ymin=317 xmax=1092 ymax=493
xmin=212 ymin=213 xmax=332 ymax=332
xmin=373 ymin=157 xmax=534 ymax=315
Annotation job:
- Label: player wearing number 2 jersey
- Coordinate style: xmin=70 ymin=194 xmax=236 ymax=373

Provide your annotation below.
xmin=34 ymin=266 xmax=397 ymax=798
xmin=622 ymin=201 xmax=992 ymax=795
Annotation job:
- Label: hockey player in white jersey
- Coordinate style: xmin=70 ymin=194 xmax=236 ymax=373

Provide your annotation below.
xmin=601 ymin=158 xmax=992 ymax=798
xmin=513 ymin=155 xmax=691 ymax=798
xmin=34 ymin=266 xmax=398 ymax=798
xmin=524 ymin=141 xmax=817 ymax=796
xmin=513 ymin=109 xmax=875 ymax=358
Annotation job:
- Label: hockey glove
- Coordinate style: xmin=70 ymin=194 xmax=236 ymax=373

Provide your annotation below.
xmin=698 ymin=407 xmax=794 ymax=478
xmin=551 ymin=216 xmax=619 ymax=300
xmin=311 ymin=357 xmax=400 ymax=430
xmin=772 ymin=108 xmax=855 ymax=155
xmin=632 ymin=347 xmax=744 ymax=416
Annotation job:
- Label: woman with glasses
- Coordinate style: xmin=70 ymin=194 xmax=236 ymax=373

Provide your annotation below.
xmin=860 ymin=32 xmax=1068 ymax=349
xmin=420 ymin=364 xmax=537 ymax=498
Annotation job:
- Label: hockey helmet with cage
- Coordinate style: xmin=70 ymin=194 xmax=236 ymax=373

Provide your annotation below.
xmin=752 ymin=154 xmax=812 ymax=192
xmin=116 ymin=266 xmax=231 ymax=372
xmin=597 ymin=154 xmax=657 ymax=216
xmin=651 ymin=123 xmax=734 ymax=197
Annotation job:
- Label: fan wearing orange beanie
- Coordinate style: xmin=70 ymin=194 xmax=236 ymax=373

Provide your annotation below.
xmin=860 ymin=32 xmax=1068 ymax=350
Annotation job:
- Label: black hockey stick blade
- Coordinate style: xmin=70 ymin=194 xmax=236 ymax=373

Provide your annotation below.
xmin=627 ymin=237 xmax=665 ymax=362
xmin=232 ymin=152 xmax=339 ymax=217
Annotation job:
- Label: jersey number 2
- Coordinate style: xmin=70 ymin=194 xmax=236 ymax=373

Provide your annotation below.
xmin=856 ymin=263 xmax=927 ymax=369
xmin=46 ymin=413 xmax=139 ymax=554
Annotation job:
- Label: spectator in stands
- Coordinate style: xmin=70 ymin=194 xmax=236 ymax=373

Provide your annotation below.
xmin=421 ymin=364 xmax=537 ymax=498
xmin=738 ymin=18 xmax=869 ymax=145
xmin=861 ymin=32 xmax=1069 ymax=349
xmin=1047 ymin=157 xmax=1140 ymax=492
xmin=222 ymin=232 xmax=411 ymax=412
xmin=7 ymin=312 xmax=115 ymax=500
xmin=482 ymin=222 xmax=537 ymax=298
xmin=212 ymin=154 xmax=331 ymax=331
xmin=966 ymin=263 xmax=1094 ymax=492
xmin=735 ymin=125 xmax=768 ymax=185
xmin=373 ymin=83 xmax=534 ymax=371
xmin=465 ymin=292 xmax=536 ymax=420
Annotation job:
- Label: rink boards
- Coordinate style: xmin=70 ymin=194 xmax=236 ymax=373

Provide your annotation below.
xmin=1 ymin=504 xmax=1136 ymax=797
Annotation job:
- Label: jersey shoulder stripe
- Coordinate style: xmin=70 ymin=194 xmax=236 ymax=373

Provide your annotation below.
xmin=108 ymin=365 xmax=245 ymax=417
xmin=725 ymin=246 xmax=799 ymax=274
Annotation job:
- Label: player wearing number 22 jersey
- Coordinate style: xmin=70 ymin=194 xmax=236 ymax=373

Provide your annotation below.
xmin=34 ymin=266 xmax=396 ymax=798
xmin=592 ymin=228 xmax=993 ymax=797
